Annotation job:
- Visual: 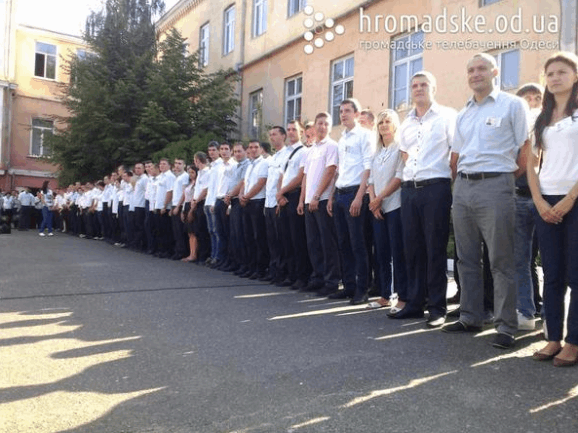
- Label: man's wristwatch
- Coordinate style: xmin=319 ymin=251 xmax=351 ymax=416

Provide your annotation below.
xmin=313 ymin=195 xmax=321 ymax=201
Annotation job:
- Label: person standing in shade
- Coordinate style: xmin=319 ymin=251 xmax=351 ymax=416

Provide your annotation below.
xmin=442 ymin=54 xmax=530 ymax=349
xmin=388 ymin=71 xmax=456 ymax=328
xmin=527 ymin=52 xmax=578 ymax=367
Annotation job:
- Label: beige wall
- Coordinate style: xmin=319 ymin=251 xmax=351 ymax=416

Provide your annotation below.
xmin=241 ymin=0 xmax=561 ymax=140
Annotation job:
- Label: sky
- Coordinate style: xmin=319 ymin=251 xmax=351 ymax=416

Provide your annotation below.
xmin=17 ymin=0 xmax=180 ymax=36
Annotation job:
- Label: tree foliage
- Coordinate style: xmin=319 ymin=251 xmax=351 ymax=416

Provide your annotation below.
xmin=48 ymin=0 xmax=239 ymax=184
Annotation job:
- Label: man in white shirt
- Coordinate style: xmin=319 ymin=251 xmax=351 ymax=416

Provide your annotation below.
xmin=18 ymin=188 xmax=34 ymax=230
xmin=443 ymin=54 xmax=530 ymax=350
xmin=388 ymin=71 xmax=456 ymax=328
xmin=212 ymin=143 xmax=238 ymax=268
xmin=298 ymin=112 xmax=341 ymax=294
xmin=330 ymin=98 xmax=374 ymax=304
xmin=154 ymin=158 xmax=176 ymax=258
xmin=130 ymin=162 xmax=148 ymax=252
xmin=262 ymin=127 xmax=291 ymax=282
xmin=144 ymin=161 xmax=158 ymax=254
xmin=204 ymin=142 xmax=223 ymax=267
xmin=169 ymin=158 xmax=190 ymax=260
xmin=276 ymin=120 xmax=311 ymax=290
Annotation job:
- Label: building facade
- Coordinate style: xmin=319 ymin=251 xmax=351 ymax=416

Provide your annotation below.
xmin=157 ymin=0 xmax=570 ymax=141
xmin=0 ymin=23 xmax=86 ymax=191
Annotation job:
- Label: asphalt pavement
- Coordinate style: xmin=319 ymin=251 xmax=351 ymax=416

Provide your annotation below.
xmin=0 ymin=230 xmax=577 ymax=433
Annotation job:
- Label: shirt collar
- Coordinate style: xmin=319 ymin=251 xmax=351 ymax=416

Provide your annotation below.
xmin=341 ymin=124 xmax=363 ymax=137
xmin=466 ymin=88 xmax=500 ymax=107
xmin=408 ymin=101 xmax=441 ymax=119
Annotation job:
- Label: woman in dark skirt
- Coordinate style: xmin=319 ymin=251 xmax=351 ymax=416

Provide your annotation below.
xmin=181 ymin=165 xmax=198 ymax=262
xmin=191 ymin=152 xmax=211 ymax=263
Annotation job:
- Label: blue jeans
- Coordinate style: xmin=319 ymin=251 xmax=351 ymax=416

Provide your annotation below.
xmin=204 ymin=205 xmax=219 ymax=260
xmin=534 ymin=195 xmax=578 ymax=345
xmin=333 ymin=190 xmax=369 ymax=297
xmin=515 ymin=195 xmax=536 ymax=318
xmin=39 ymin=206 xmax=53 ymax=233
xmin=372 ymin=208 xmax=407 ymax=301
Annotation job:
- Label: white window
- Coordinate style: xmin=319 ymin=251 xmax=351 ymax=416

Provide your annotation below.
xmin=285 ymin=75 xmax=302 ymax=125
xmin=288 ymin=0 xmax=306 ymax=18
xmin=253 ymin=0 xmax=267 ymax=37
xmin=331 ymin=56 xmax=354 ymax=125
xmin=30 ymin=119 xmax=53 ymax=156
xmin=223 ymin=5 xmax=236 ymax=55
xmin=494 ymin=49 xmax=520 ymax=90
xmin=200 ymin=23 xmax=210 ymax=67
xmin=249 ymin=90 xmax=263 ymax=139
xmin=480 ymin=0 xmax=502 ymax=6
xmin=390 ymin=30 xmax=424 ymax=110
xmin=34 ymin=42 xmax=57 ymax=79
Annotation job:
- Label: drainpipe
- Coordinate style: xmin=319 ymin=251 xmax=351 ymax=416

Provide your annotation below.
xmin=559 ymin=0 xmax=577 ymax=53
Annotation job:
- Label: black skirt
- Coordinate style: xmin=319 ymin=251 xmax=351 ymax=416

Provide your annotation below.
xmin=183 ymin=202 xmax=195 ymax=234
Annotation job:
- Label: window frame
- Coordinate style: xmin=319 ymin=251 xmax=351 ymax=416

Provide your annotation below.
xmin=199 ymin=22 xmax=210 ymax=67
xmin=287 ymin=0 xmax=307 ymax=18
xmin=34 ymin=41 xmax=57 ymax=80
xmin=249 ymin=89 xmax=263 ymax=140
xmin=480 ymin=0 xmax=502 ymax=7
xmin=252 ymin=0 xmax=268 ymax=37
xmin=284 ymin=75 xmax=303 ymax=126
xmin=330 ymin=55 xmax=354 ymax=126
xmin=223 ymin=5 xmax=236 ymax=56
xmin=30 ymin=118 xmax=54 ymax=157
xmin=494 ymin=48 xmax=520 ymax=90
xmin=389 ymin=30 xmax=424 ymax=111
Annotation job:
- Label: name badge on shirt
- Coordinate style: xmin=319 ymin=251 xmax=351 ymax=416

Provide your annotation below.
xmin=485 ymin=117 xmax=502 ymax=127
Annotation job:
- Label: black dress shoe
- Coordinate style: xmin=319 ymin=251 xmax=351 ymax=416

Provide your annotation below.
xmin=301 ymin=280 xmax=324 ymax=292
xmin=276 ymin=278 xmax=295 ymax=287
xmin=426 ymin=314 xmax=446 ymax=328
xmin=350 ymin=294 xmax=369 ymax=305
xmin=492 ymin=332 xmax=515 ymax=349
xmin=258 ymin=274 xmax=274 ymax=282
xmin=441 ymin=321 xmax=482 ymax=333
xmin=249 ymin=272 xmax=262 ymax=280
xmin=328 ymin=290 xmax=349 ymax=300
xmin=316 ymin=286 xmax=338 ymax=297
xmin=290 ymin=280 xmax=307 ymax=291
xmin=387 ymin=307 xmax=425 ymax=319
xmin=239 ymin=270 xmax=253 ymax=278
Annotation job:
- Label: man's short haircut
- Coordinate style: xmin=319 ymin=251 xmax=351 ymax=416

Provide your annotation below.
xmin=304 ymin=121 xmax=314 ymax=130
xmin=269 ymin=126 xmax=287 ymax=136
xmin=194 ymin=151 xmax=208 ymax=164
xmin=159 ymin=157 xmax=170 ymax=165
xmin=233 ymin=141 xmax=247 ymax=150
xmin=219 ymin=141 xmax=231 ymax=149
xmin=360 ymin=109 xmax=375 ymax=122
xmin=314 ymin=111 xmax=332 ymax=124
xmin=288 ymin=119 xmax=304 ymax=131
xmin=340 ymin=98 xmax=362 ymax=113
xmin=516 ymin=83 xmax=545 ymax=97
xmin=125 ymin=171 xmax=133 ymax=177
xmin=174 ymin=157 xmax=186 ymax=164
xmin=411 ymin=70 xmax=437 ymax=89
xmin=134 ymin=162 xmax=144 ymax=168
xmin=97 ymin=181 xmax=105 ymax=187
xmin=260 ymin=141 xmax=271 ymax=155
xmin=143 ymin=160 xmax=153 ymax=165
xmin=207 ymin=140 xmax=219 ymax=150
xmin=469 ymin=53 xmax=498 ymax=70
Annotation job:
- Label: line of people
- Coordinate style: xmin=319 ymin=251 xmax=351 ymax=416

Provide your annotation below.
xmin=18 ymin=51 xmax=578 ymax=367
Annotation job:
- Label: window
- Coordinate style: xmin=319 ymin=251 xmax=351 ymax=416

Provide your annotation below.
xmin=390 ymin=30 xmax=424 ymax=110
xmin=199 ymin=23 xmax=210 ymax=67
xmin=34 ymin=42 xmax=56 ymax=79
xmin=480 ymin=0 xmax=502 ymax=6
xmin=285 ymin=76 xmax=302 ymax=125
xmin=249 ymin=90 xmax=263 ymax=139
xmin=331 ymin=56 xmax=354 ymax=125
xmin=494 ymin=49 xmax=520 ymax=90
xmin=223 ymin=5 xmax=235 ymax=55
xmin=253 ymin=0 xmax=267 ymax=37
xmin=30 ymin=119 xmax=53 ymax=156
xmin=288 ymin=0 xmax=306 ymax=17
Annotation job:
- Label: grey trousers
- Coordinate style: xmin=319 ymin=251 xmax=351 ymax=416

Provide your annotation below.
xmin=452 ymin=173 xmax=518 ymax=335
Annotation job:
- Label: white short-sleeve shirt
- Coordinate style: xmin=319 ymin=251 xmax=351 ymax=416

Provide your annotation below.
xmin=303 ymin=137 xmax=339 ymax=204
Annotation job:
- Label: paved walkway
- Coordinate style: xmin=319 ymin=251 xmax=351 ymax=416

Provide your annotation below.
xmin=0 ymin=231 xmax=576 ymax=432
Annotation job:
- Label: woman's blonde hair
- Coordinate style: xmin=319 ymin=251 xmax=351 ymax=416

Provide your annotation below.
xmin=374 ymin=109 xmax=401 ymax=150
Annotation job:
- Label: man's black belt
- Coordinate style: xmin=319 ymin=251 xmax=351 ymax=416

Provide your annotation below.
xmin=401 ymin=178 xmax=450 ymax=188
xmin=336 ymin=185 xmax=359 ymax=195
xmin=458 ymin=172 xmax=503 ymax=180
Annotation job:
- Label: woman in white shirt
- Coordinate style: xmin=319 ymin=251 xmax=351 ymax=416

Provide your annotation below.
xmin=366 ymin=110 xmax=408 ymax=310
xmin=180 ymin=165 xmax=198 ymax=262
xmin=527 ymin=51 xmax=578 ymax=367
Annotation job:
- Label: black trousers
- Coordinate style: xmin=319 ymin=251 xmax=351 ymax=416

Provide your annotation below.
xmin=278 ymin=190 xmax=311 ymax=284
xmin=265 ymin=206 xmax=284 ymax=279
xmin=130 ymin=207 xmax=146 ymax=250
xmin=171 ymin=207 xmax=187 ymax=257
xmin=229 ymin=198 xmax=246 ymax=267
xmin=243 ymin=199 xmax=269 ymax=274
xmin=144 ymin=201 xmax=156 ymax=252
xmin=193 ymin=200 xmax=210 ymax=261
xmin=18 ymin=206 xmax=31 ymax=230
xmin=156 ymin=211 xmax=174 ymax=254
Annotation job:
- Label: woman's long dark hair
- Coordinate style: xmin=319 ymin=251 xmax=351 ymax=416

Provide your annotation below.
xmin=534 ymin=52 xmax=578 ymax=150
xmin=41 ymin=180 xmax=49 ymax=194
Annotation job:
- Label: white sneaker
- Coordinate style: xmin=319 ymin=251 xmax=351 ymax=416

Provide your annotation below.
xmin=39 ymin=232 xmax=46 ymax=237
xmin=517 ymin=311 xmax=535 ymax=331
xmin=48 ymin=232 xmax=54 ymax=237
